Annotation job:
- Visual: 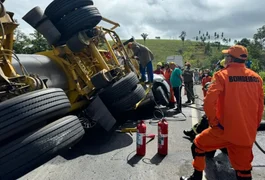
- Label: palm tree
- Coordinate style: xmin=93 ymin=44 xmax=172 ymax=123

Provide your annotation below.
xmin=179 ymin=31 xmax=187 ymax=46
xmin=141 ymin=33 xmax=148 ymax=44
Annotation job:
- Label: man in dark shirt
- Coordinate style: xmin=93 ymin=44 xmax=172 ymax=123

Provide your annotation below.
xmin=182 ymin=62 xmax=195 ymax=104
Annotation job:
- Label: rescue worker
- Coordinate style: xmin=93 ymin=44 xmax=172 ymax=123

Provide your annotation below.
xmin=183 ymin=60 xmax=228 ymax=144
xmin=164 ymin=63 xmax=176 ymax=108
xmin=170 ymin=62 xmax=183 ymax=113
xmin=128 ymin=42 xmax=154 ymax=83
xmin=183 ymin=81 xmax=228 ymax=158
xmin=201 ymin=69 xmax=212 ymax=97
xmin=154 ymin=62 xmax=165 ymax=75
xmin=181 ymin=45 xmax=264 ymax=180
xmin=183 ymin=62 xmax=195 ymax=104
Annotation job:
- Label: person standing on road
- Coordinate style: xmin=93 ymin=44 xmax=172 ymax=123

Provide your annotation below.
xmin=154 ymin=62 xmax=165 ymax=76
xmin=201 ymin=69 xmax=212 ymax=97
xmin=128 ymin=42 xmax=154 ymax=83
xmin=164 ymin=63 xmax=176 ymax=108
xmin=181 ymin=45 xmax=264 ymax=180
xmin=183 ymin=62 xmax=195 ymax=104
xmin=170 ymin=62 xmax=183 ymax=113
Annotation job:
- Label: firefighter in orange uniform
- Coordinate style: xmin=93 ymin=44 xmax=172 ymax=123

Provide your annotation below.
xmin=201 ymin=69 xmax=212 ymax=97
xmin=180 ymin=45 xmax=264 ymax=180
xmin=164 ymin=63 xmax=176 ymax=108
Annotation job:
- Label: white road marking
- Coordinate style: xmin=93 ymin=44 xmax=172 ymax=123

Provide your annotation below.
xmin=191 ymin=105 xmax=198 ymax=127
xmin=191 ymin=101 xmax=207 ymax=180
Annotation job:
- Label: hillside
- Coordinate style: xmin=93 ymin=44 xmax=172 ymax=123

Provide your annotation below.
xmin=128 ymin=39 xmax=229 ymax=69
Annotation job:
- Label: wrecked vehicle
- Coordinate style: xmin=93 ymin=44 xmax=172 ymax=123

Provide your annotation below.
xmin=0 ymin=0 xmax=170 ymax=179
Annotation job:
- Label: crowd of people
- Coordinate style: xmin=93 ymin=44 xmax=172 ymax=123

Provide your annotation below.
xmin=127 ymin=42 xmax=263 ymax=180
xmin=152 ymin=60 xmax=216 ymax=112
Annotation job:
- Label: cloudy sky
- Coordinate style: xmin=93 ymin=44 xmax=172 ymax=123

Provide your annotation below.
xmin=4 ymin=0 xmax=265 ymax=41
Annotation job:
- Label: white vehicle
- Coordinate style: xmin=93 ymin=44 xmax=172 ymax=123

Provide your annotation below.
xmin=166 ymin=55 xmax=184 ymax=68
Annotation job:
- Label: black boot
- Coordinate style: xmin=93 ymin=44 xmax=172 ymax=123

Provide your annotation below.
xmin=183 ymin=129 xmax=196 ymax=140
xmin=180 ymin=170 xmax=203 ymax=180
xmin=236 ymin=170 xmax=252 ymax=180
xmin=185 ymin=100 xmax=191 ymax=104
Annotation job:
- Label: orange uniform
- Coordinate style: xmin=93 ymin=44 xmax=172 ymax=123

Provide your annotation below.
xmin=164 ymin=69 xmax=176 ymax=103
xmin=181 ymin=45 xmax=264 ymax=180
xmin=201 ymin=76 xmax=212 ymax=97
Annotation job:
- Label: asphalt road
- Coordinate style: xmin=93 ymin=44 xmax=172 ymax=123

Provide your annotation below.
xmin=20 ymin=85 xmax=265 ymax=180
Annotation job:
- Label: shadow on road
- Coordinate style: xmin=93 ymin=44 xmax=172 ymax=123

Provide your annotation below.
xmin=149 ymin=153 xmax=166 ymax=165
xmin=182 ymin=136 xmax=193 ymax=142
xmin=61 ymin=130 xmax=133 ymax=160
xmin=127 ymin=154 xmax=143 ymax=167
xmin=205 ymin=153 xmax=237 ymax=180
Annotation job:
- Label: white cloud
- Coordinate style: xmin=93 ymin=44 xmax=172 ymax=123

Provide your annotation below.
xmin=4 ymin=0 xmax=265 ymax=40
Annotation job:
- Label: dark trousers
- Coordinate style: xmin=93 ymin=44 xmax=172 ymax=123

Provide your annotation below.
xmin=192 ymin=115 xmax=228 ymax=157
xmin=192 ymin=115 xmax=209 ymax=134
xmin=173 ymin=86 xmax=182 ymax=111
xmin=139 ymin=61 xmax=153 ymax=83
xmin=184 ymin=82 xmax=194 ymax=102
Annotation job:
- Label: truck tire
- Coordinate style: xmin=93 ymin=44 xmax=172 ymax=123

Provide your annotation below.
xmin=0 ymin=115 xmax=84 ymax=180
xmin=91 ymin=69 xmax=113 ymax=90
xmin=99 ymin=72 xmax=139 ymax=104
xmin=56 ymin=6 xmax=102 ymax=41
xmin=111 ymin=84 xmax=146 ymax=112
xmin=45 ymin=0 xmax=94 ymax=24
xmin=22 ymin=6 xmax=44 ymax=28
xmin=0 ymin=88 xmax=71 ymax=142
xmin=154 ymin=86 xmax=169 ymax=106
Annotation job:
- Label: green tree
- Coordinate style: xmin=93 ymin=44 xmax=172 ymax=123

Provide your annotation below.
xmin=13 ymin=29 xmax=51 ymax=54
xmin=13 ymin=29 xmax=32 ymax=54
xmin=254 ymin=25 xmax=265 ymax=47
xmin=141 ymin=33 xmax=148 ymax=44
xmin=237 ymin=38 xmax=251 ymax=47
xmin=179 ymin=31 xmax=186 ymax=46
xmin=29 ymin=30 xmax=52 ymax=53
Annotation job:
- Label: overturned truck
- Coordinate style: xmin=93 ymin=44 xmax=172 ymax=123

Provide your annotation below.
xmin=0 ymin=0 xmax=170 ymax=179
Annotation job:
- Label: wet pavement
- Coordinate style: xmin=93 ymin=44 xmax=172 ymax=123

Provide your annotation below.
xmin=20 ymin=85 xmax=265 ymax=180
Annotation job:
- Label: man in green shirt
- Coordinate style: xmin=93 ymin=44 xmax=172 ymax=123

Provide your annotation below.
xmin=170 ymin=62 xmax=183 ymax=113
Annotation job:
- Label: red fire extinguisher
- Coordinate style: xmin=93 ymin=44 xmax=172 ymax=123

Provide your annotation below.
xmin=136 ymin=120 xmax=146 ymax=156
xmin=158 ymin=118 xmax=168 ymax=155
